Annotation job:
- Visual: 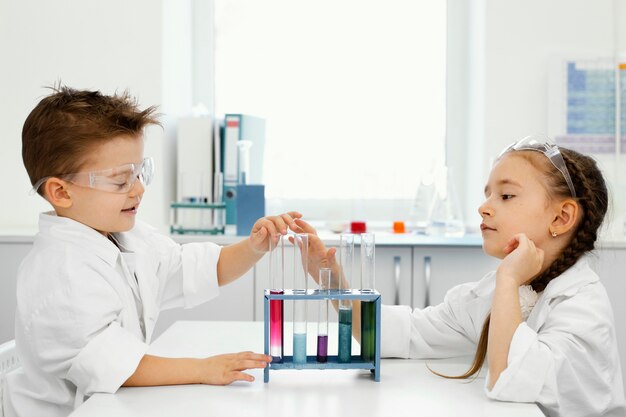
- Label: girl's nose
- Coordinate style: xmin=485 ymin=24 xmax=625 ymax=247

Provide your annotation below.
xmin=478 ymin=200 xmax=493 ymax=217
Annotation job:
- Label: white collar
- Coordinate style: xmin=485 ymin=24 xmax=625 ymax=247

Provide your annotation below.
xmin=471 ymin=255 xmax=598 ymax=302
xmin=37 ymin=211 xmax=120 ymax=266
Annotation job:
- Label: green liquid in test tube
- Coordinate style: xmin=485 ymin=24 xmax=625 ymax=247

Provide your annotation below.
xmin=360 ymin=233 xmax=376 ymax=362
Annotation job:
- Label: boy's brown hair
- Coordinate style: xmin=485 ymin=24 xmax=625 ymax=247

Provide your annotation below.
xmin=22 ymin=85 xmax=160 ymax=195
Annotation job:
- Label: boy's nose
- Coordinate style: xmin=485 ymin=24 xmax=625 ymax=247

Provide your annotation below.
xmin=129 ymin=178 xmax=145 ymax=196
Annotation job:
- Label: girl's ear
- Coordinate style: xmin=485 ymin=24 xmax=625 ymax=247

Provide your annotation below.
xmin=43 ymin=178 xmax=73 ymax=209
xmin=550 ymin=199 xmax=579 ymax=236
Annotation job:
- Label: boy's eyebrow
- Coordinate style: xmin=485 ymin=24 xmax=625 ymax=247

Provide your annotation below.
xmin=484 ymin=179 xmax=522 ymax=195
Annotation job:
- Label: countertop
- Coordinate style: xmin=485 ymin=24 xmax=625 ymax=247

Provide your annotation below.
xmin=69 ymin=321 xmax=543 ymax=417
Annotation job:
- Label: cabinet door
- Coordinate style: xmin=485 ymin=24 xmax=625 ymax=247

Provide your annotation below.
xmin=154 ymin=269 xmax=254 ymax=339
xmin=588 ymin=248 xmax=626 ymax=397
xmin=374 ymin=247 xmax=413 ymax=307
xmin=413 ymin=247 xmax=498 ymax=308
xmin=0 ymin=242 xmax=33 ymax=343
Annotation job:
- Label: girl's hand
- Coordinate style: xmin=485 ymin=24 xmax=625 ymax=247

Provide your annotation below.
xmin=294 ymin=219 xmax=341 ymax=288
xmin=200 ymin=352 xmax=272 ymax=384
xmin=248 ymin=211 xmax=303 ymax=254
xmin=496 ymin=233 xmax=544 ymax=286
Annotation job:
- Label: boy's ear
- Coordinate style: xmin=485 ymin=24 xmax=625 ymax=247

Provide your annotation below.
xmin=551 ymin=199 xmax=579 ymax=236
xmin=43 ymin=178 xmax=73 ymax=208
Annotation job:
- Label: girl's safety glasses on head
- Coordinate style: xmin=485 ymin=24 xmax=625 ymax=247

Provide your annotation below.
xmin=32 ymin=157 xmax=154 ymax=194
xmin=498 ymin=136 xmax=576 ymax=198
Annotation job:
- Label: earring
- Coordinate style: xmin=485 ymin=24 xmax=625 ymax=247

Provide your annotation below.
xmin=551 ymin=231 xmax=558 ymax=237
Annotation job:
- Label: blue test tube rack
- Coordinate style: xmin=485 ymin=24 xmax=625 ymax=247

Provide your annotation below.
xmin=263 ymin=289 xmax=381 ymax=382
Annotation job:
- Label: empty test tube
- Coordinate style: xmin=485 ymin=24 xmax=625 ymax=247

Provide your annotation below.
xmin=317 ymin=268 xmax=331 ymax=363
xmin=269 ymin=235 xmax=285 ymax=363
xmin=292 ymin=233 xmax=308 ymax=365
xmin=338 ymin=233 xmax=354 ymax=363
xmin=360 ymin=233 xmax=376 ymax=362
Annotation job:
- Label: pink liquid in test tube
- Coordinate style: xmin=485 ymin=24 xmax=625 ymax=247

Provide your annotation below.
xmin=270 ymin=291 xmax=284 ymax=362
xmin=269 ymin=235 xmax=285 ymax=363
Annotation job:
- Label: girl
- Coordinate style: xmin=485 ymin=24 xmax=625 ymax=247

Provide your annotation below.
xmin=297 ymin=136 xmax=626 ymax=417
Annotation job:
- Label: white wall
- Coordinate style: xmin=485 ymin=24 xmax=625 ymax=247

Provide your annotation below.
xmin=449 ymin=0 xmax=625 ymax=237
xmin=0 ymin=0 xmax=192 ymax=232
xmin=1 ymin=1 xmax=625 ymax=235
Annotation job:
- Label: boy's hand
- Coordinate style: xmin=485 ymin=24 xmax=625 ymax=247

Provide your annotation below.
xmin=249 ymin=211 xmax=303 ymax=254
xmin=200 ymin=352 xmax=272 ymax=384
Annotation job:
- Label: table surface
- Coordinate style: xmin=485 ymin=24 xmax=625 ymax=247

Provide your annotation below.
xmin=70 ymin=321 xmax=543 ymax=417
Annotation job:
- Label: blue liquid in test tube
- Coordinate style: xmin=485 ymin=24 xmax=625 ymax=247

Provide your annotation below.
xmin=292 ymin=233 xmax=308 ymax=366
xmin=338 ymin=233 xmax=354 ymax=363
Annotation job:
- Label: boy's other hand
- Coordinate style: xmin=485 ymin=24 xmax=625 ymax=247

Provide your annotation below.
xmin=200 ymin=352 xmax=272 ymax=384
xmin=249 ymin=211 xmax=303 ymax=254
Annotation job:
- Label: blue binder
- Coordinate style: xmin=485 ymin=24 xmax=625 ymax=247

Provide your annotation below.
xmin=221 ymin=114 xmax=266 ymax=225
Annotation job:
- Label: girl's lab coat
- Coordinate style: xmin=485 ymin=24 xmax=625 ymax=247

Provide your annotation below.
xmin=381 ymin=257 xmax=626 ymax=417
xmin=5 ymin=212 xmax=222 ymax=417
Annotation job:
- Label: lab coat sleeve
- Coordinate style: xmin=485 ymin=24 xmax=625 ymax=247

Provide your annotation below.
xmin=485 ymin=289 xmax=617 ymax=417
xmin=381 ymin=281 xmax=489 ymax=359
xmin=23 ymin=268 xmax=149 ymax=396
xmin=146 ymin=229 xmax=222 ymax=310
xmin=67 ymin=322 xmax=149 ymax=395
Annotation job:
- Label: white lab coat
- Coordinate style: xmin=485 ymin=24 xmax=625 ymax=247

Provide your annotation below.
xmin=4 ymin=212 xmax=222 ymax=417
xmin=381 ymin=256 xmax=626 ymax=417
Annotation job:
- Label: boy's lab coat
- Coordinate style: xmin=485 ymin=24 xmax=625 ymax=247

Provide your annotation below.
xmin=5 ymin=212 xmax=222 ymax=417
xmin=381 ymin=257 xmax=626 ymax=417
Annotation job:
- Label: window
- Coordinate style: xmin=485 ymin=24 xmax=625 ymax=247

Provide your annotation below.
xmin=214 ymin=0 xmax=446 ymax=220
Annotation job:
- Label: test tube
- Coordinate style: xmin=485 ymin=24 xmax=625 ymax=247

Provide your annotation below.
xmin=317 ymin=268 xmax=331 ymax=363
xmin=269 ymin=235 xmax=285 ymax=363
xmin=360 ymin=233 xmax=376 ymax=362
xmin=292 ymin=233 xmax=308 ymax=365
xmin=338 ymin=233 xmax=354 ymax=363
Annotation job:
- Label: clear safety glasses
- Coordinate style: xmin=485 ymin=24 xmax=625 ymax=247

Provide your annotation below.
xmin=32 ymin=157 xmax=154 ymax=194
xmin=498 ymin=136 xmax=576 ymax=198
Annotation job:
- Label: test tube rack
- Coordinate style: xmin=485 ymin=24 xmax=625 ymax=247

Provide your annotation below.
xmin=263 ymin=289 xmax=381 ymax=383
xmin=169 ymin=201 xmax=226 ymax=235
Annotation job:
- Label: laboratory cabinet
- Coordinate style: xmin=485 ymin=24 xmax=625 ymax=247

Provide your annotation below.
xmin=412 ymin=247 xmax=499 ymax=308
xmin=0 ymin=242 xmax=32 ymax=344
xmin=153 ymin=269 xmax=254 ymax=338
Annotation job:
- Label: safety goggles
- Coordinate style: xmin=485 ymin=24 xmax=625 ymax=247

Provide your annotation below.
xmin=32 ymin=157 xmax=154 ymax=194
xmin=498 ymin=136 xmax=576 ymax=198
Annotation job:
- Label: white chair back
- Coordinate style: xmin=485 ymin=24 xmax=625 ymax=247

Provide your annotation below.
xmin=0 ymin=340 xmax=19 ymax=417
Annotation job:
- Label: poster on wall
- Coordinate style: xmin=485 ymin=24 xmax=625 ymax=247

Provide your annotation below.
xmin=548 ymin=57 xmax=626 ymax=154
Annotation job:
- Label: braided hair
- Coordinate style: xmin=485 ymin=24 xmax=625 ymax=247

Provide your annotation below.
xmin=437 ymin=147 xmax=608 ymax=380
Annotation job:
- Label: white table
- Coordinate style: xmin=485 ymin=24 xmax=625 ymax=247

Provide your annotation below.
xmin=70 ymin=321 xmax=543 ymax=417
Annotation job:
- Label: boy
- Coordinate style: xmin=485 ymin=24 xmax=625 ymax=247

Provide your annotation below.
xmin=5 ymin=86 xmax=300 ymax=417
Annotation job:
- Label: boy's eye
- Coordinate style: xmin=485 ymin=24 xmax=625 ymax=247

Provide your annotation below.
xmin=501 ymin=194 xmax=514 ymax=200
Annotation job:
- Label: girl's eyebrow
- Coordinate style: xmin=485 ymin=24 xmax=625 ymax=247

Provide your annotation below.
xmin=484 ymin=178 xmax=522 ymax=195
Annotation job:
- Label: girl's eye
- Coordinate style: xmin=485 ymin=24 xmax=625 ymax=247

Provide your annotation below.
xmin=501 ymin=194 xmax=514 ymax=200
